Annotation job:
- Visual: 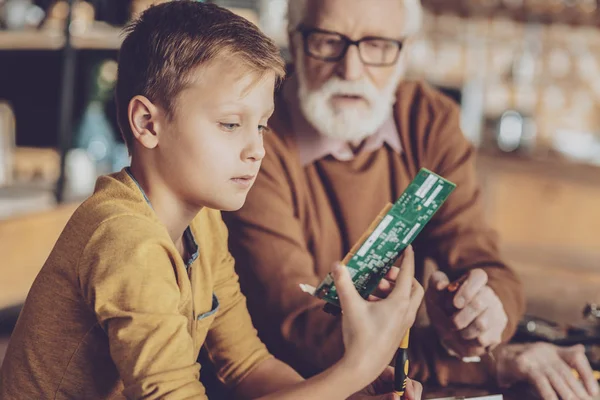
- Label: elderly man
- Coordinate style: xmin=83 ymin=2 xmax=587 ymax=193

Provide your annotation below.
xmin=224 ymin=0 xmax=599 ymax=398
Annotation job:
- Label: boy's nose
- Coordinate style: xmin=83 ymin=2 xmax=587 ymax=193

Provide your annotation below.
xmin=243 ymin=135 xmax=265 ymax=162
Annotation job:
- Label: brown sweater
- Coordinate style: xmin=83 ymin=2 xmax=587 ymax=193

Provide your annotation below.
xmin=1 ymin=170 xmax=271 ymax=399
xmin=224 ymin=78 xmax=525 ymax=386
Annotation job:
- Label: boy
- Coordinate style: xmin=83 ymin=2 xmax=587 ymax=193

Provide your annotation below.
xmin=0 ymin=2 xmax=423 ymax=399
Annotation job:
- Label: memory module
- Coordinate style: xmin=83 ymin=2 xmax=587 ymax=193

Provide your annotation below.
xmin=300 ymin=168 xmax=456 ymax=313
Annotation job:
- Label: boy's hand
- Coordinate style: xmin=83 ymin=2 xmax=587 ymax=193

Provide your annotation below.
xmin=425 ymin=269 xmax=507 ymax=357
xmin=349 ymin=366 xmax=423 ymax=400
xmin=333 ymin=246 xmax=424 ymax=390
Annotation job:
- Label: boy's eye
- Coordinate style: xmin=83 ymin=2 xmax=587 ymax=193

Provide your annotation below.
xmin=220 ymin=123 xmax=240 ymax=131
xmin=258 ymin=125 xmax=270 ymax=135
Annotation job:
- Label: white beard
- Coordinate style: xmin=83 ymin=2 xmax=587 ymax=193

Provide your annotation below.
xmin=295 ymin=49 xmax=406 ymax=142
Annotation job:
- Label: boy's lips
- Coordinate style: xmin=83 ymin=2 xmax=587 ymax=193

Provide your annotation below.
xmin=230 ymin=174 xmax=256 ymax=188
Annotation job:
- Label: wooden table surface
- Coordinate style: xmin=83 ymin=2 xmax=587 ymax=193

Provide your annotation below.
xmin=425 ymin=384 xmax=600 ymax=399
xmin=425 ymin=384 xmax=511 ymax=399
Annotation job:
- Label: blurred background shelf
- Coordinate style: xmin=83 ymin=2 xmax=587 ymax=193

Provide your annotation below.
xmin=0 ymin=26 xmax=123 ymax=51
xmin=71 ymin=25 xmax=123 ymax=50
xmin=0 ymin=30 xmax=64 ymax=50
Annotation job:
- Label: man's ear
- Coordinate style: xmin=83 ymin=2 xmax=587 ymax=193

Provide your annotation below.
xmin=128 ymin=95 xmax=162 ymax=150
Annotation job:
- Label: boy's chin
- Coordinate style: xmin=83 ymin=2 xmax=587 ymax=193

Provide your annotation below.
xmin=207 ymin=195 xmax=247 ymax=212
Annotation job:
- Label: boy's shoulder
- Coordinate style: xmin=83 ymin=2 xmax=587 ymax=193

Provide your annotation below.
xmin=59 ymin=169 xmax=228 ymax=264
xmin=71 ymin=170 xmax=225 ymax=247
xmin=59 ymin=170 xmax=169 ymax=258
xmin=71 ymin=169 xmax=159 ymax=233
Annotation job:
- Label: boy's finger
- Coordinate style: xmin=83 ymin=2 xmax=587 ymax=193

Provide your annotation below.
xmin=368 ymin=294 xmax=384 ymax=302
xmin=406 ymin=279 xmax=425 ymax=317
xmin=404 ymin=379 xmax=423 ymax=400
xmin=385 ymin=266 xmax=400 ymax=281
xmin=405 ymin=379 xmax=424 ymax=400
xmin=388 ymin=246 xmax=415 ymax=302
xmin=413 ymin=380 xmax=423 ymax=399
xmin=332 ymin=263 xmax=363 ymax=314
xmin=372 ymin=278 xmax=395 ymax=299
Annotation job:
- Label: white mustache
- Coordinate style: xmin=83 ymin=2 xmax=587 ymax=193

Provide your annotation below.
xmin=318 ymin=78 xmax=379 ymax=106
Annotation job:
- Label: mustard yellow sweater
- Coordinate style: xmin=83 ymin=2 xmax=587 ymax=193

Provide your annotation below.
xmin=0 ymin=169 xmax=271 ymax=399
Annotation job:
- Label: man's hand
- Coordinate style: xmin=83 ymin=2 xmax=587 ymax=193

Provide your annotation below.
xmin=425 ymin=269 xmax=508 ymax=357
xmin=349 ymin=367 xmax=423 ymax=400
xmin=495 ymin=342 xmax=600 ymax=400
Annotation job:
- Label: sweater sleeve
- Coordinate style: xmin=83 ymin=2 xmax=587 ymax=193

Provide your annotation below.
xmin=419 ymin=104 xmax=525 ymax=343
xmin=412 ymin=100 xmax=525 ymax=386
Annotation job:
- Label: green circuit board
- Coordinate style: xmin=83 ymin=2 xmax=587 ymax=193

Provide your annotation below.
xmin=310 ymin=168 xmax=456 ymax=312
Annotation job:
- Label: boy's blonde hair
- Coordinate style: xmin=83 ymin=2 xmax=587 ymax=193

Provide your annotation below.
xmin=116 ymin=0 xmax=286 ymax=151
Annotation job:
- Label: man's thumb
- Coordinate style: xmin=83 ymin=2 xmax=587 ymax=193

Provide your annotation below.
xmin=429 ymin=270 xmax=450 ymax=291
xmin=332 ymin=263 xmax=361 ymax=312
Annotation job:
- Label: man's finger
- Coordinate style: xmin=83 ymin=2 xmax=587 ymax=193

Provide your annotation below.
xmin=452 ymin=288 xmax=490 ymax=330
xmin=529 ymin=372 xmax=559 ymax=400
xmin=425 ymin=291 xmax=455 ymax=332
xmin=453 ymin=269 xmax=488 ymax=309
xmin=388 ymin=246 xmax=415 ymax=302
xmin=555 ymin=359 xmax=590 ymax=400
xmin=563 ymin=345 xmax=600 ymax=397
xmin=475 ymin=325 xmax=502 ymax=349
xmin=460 ymin=307 xmax=493 ymax=340
xmin=332 ymin=263 xmax=363 ymax=316
xmin=545 ymin=367 xmax=579 ymax=400
xmin=428 ymin=270 xmax=450 ymax=291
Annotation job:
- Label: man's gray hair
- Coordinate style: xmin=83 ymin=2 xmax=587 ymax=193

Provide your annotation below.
xmin=287 ymin=0 xmax=423 ymax=36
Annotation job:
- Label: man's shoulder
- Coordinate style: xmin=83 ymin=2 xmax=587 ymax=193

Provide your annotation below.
xmin=393 ymin=79 xmax=464 ymax=151
xmin=396 ymin=79 xmax=459 ymax=117
xmin=38 ymin=174 xmax=168 ymax=292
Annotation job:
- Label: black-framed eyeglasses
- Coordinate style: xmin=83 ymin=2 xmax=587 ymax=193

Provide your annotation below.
xmin=296 ymin=25 xmax=404 ymax=67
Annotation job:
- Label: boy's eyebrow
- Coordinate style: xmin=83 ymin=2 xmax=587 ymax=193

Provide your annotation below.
xmin=213 ymin=103 xmax=275 ymax=118
xmin=212 ymin=102 xmax=247 ymax=112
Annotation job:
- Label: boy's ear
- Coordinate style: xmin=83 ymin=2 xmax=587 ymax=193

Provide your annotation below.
xmin=128 ymin=95 xmax=162 ymax=150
